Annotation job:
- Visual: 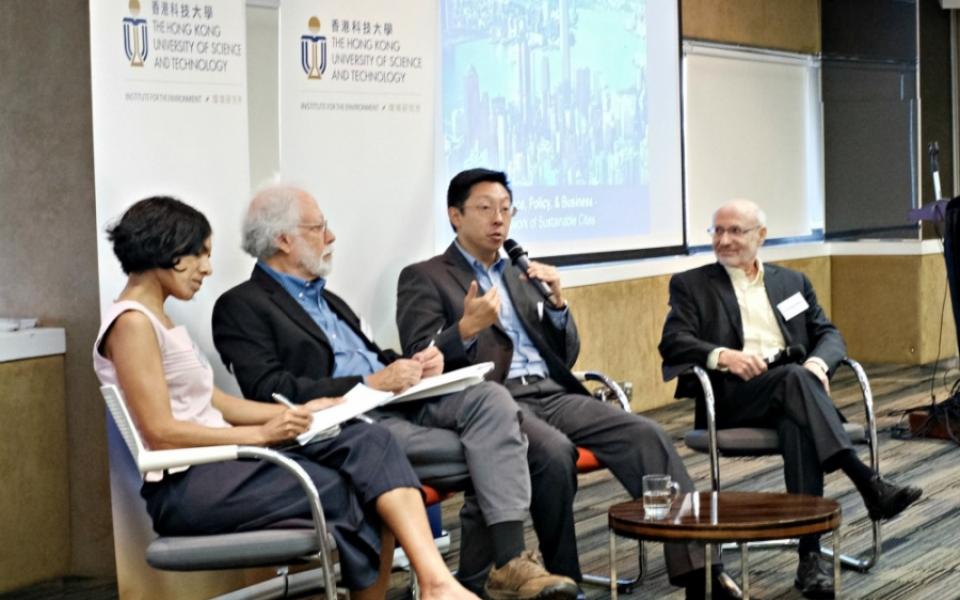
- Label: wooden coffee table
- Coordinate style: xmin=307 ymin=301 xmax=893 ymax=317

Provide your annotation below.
xmin=608 ymin=491 xmax=842 ymax=599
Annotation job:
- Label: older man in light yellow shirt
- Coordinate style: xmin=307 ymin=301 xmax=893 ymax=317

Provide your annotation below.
xmin=660 ymin=199 xmax=922 ymax=600
xmin=704 ymin=201 xmax=830 ymax=390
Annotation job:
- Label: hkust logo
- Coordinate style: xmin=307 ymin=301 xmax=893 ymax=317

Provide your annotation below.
xmin=123 ymin=0 xmax=149 ymax=67
xmin=301 ymin=17 xmax=327 ymax=80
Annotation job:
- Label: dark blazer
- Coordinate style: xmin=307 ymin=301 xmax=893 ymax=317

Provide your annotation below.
xmin=212 ymin=266 xmax=399 ymax=403
xmin=396 ymin=243 xmax=588 ymax=396
xmin=658 ymin=262 xmax=846 ymax=426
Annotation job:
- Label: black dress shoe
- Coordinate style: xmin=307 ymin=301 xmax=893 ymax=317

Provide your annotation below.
xmin=684 ymin=567 xmax=742 ymax=600
xmin=862 ymin=474 xmax=923 ymax=521
xmin=794 ymin=552 xmax=834 ymax=599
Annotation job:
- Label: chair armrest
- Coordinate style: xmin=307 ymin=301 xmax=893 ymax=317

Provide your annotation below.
xmin=573 ymin=370 xmax=631 ymax=412
xmin=236 ymin=447 xmax=333 ymax=548
xmin=137 ymin=445 xmax=240 ymax=472
xmin=235 ymin=447 xmax=339 ymax=595
xmin=838 ymin=357 xmax=880 ymax=473
xmin=688 ymin=366 xmax=720 ymax=489
xmin=685 ymin=360 xmax=878 ymax=487
xmin=143 ymin=445 xmax=336 ymax=581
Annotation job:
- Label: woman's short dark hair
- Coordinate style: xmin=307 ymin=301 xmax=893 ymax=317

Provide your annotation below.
xmin=446 ymin=168 xmax=512 ymax=232
xmin=107 ymin=196 xmax=211 ymax=274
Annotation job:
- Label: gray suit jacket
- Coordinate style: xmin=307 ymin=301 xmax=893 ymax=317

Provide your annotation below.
xmin=397 ymin=243 xmax=588 ymax=396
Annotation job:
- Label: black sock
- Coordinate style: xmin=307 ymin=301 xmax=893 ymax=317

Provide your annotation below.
xmin=798 ymin=535 xmax=821 ymax=556
xmin=830 ymin=449 xmax=876 ymax=494
xmin=490 ymin=521 xmax=525 ymax=568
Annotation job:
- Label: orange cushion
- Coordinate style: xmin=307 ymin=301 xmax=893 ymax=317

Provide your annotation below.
xmin=576 ymin=447 xmax=603 ymax=472
xmin=423 ymin=485 xmax=453 ymax=506
xmin=424 ymin=450 xmax=602 ymax=504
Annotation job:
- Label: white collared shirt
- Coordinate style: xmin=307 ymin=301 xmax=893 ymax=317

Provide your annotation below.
xmin=705 ymin=260 xmax=829 ymax=374
xmin=706 ymin=260 xmax=785 ymax=369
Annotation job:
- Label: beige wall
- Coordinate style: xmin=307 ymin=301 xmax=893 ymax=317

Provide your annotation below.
xmin=681 ymin=0 xmax=822 ymax=53
xmin=832 ymin=254 xmax=957 ymax=364
xmin=0 ymin=356 xmax=70 ymax=592
xmin=0 ymin=0 xmax=113 ymax=578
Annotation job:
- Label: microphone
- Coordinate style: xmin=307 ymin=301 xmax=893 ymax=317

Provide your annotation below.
xmin=929 ymin=141 xmax=942 ymax=201
xmin=766 ymin=345 xmax=807 ymax=369
xmin=503 ymin=239 xmax=553 ymax=300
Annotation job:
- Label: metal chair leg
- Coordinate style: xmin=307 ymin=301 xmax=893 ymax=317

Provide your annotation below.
xmin=581 ymin=539 xmax=644 ymax=592
xmin=410 ymin=570 xmax=421 ymax=600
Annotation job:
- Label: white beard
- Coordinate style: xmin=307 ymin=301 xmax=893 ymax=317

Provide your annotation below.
xmin=295 ymin=238 xmax=335 ymax=279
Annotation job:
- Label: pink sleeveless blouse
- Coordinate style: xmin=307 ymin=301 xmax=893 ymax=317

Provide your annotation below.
xmin=93 ymin=300 xmax=230 ymax=480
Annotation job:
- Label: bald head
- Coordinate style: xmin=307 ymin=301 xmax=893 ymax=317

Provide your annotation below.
xmin=711 ymin=198 xmax=767 ymax=274
xmin=713 ymin=199 xmax=766 ymax=229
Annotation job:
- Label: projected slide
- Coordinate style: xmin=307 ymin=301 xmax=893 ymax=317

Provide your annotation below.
xmin=440 ymin=0 xmax=683 ymax=260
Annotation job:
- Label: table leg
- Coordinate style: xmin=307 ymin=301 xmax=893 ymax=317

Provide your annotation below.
xmin=609 ymin=530 xmax=618 ymax=600
xmin=741 ymin=542 xmax=750 ymax=600
xmin=705 ymin=543 xmax=712 ymax=599
xmin=833 ymin=527 xmax=841 ymax=598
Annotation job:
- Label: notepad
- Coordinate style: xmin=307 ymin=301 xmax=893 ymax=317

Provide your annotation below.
xmin=297 ymin=362 xmax=494 ymax=444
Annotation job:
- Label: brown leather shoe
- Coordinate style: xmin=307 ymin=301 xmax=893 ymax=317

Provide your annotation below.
xmin=484 ymin=550 xmax=579 ymax=600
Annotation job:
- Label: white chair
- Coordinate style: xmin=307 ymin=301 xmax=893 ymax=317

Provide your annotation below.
xmin=100 ymin=384 xmax=342 ymax=600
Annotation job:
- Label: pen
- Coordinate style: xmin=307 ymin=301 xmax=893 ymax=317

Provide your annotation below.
xmin=271 ymin=392 xmax=296 ymax=409
xmin=427 ymin=325 xmax=442 ymax=348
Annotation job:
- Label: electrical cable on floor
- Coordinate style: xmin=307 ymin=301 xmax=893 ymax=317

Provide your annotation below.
xmin=889 ymin=219 xmax=960 ymax=445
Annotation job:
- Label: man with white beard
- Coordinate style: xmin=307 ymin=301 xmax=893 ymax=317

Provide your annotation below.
xmin=211 ymin=184 xmax=578 ymax=600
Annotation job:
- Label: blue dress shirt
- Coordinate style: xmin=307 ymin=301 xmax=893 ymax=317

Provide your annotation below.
xmin=453 ymin=241 xmax=568 ymax=379
xmin=257 ymin=262 xmax=385 ymax=378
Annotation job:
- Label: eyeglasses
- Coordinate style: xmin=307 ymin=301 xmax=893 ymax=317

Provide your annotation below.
xmin=463 ymin=204 xmax=518 ymax=219
xmin=297 ymin=221 xmax=330 ymax=236
xmin=707 ymin=225 xmax=760 ymax=238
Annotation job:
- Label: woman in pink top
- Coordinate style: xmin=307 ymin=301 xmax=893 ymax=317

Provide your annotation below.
xmin=94 ymin=196 xmax=475 ymax=600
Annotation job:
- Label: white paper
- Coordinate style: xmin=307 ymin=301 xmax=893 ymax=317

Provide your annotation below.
xmin=777 ymin=292 xmax=809 ymax=321
xmin=298 ymin=384 xmax=392 ymax=444
xmin=391 ymin=362 xmax=494 ymax=403
xmin=297 ymin=362 xmax=495 ymax=444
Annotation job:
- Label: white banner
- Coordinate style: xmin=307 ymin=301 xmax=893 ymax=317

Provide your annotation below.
xmin=90 ymin=1 xmax=253 ymax=595
xmin=279 ymin=0 xmax=438 ymax=347
xmin=90 ymin=0 xmax=252 ymax=380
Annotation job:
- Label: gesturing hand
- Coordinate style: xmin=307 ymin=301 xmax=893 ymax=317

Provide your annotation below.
xmin=259 ymin=407 xmax=312 ymax=445
xmin=459 ymin=280 xmax=500 ymax=340
xmin=366 ymin=359 xmax=423 ymax=393
xmin=717 ymin=349 xmax=768 ymax=381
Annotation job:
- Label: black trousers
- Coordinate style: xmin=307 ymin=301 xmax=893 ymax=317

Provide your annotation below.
xmin=140 ymin=421 xmax=420 ymax=591
xmin=509 ymin=378 xmax=711 ymax=585
xmin=718 ymin=363 xmax=854 ymax=500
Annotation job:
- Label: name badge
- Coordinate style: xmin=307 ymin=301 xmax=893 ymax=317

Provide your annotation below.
xmin=777 ymin=292 xmax=809 ymax=321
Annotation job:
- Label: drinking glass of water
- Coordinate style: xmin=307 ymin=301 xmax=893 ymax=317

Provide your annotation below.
xmin=642 ymin=474 xmax=680 ymax=519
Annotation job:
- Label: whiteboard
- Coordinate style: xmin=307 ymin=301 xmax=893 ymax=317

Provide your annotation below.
xmin=683 ymin=42 xmax=824 ymax=247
